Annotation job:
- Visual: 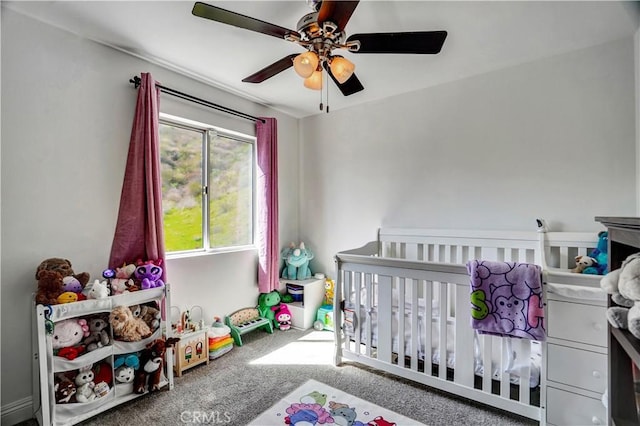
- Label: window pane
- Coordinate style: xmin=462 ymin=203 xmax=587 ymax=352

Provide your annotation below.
xmin=209 ymin=134 xmax=253 ymax=248
xmin=159 ymin=123 xmax=203 ymax=251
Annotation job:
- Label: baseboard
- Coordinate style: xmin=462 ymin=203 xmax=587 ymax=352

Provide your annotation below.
xmin=1 ymin=396 xmax=35 ymax=425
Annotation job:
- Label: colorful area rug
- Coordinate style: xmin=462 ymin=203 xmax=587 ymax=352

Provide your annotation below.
xmin=248 ymin=379 xmax=425 ymax=426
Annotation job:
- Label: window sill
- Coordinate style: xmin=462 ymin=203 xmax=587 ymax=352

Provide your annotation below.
xmin=166 ymin=245 xmax=257 ymax=260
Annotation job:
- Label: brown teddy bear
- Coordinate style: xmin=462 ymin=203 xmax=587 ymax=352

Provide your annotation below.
xmin=35 ymin=270 xmax=65 ymax=305
xmin=36 ymin=258 xmax=90 ymax=289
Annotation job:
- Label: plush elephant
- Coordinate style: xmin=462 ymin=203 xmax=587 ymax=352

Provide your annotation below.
xmin=281 ymin=242 xmax=314 ymax=280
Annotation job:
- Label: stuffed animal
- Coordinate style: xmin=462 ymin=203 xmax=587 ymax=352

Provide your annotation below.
xmin=84 ymin=314 xmax=112 ymax=352
xmin=139 ymin=304 xmax=161 ymax=331
xmin=54 ymin=374 xmax=77 ymax=404
xmin=258 ymin=290 xmax=282 ymax=329
xmin=134 ymin=260 xmax=165 ymax=290
xmin=74 ymin=365 xmax=96 ymax=403
xmin=600 ymin=252 xmax=640 ymax=339
xmin=87 ymin=280 xmax=110 ymax=299
xmin=571 ymin=255 xmax=598 ymax=273
xmin=133 ymin=337 xmax=180 ymax=394
xmin=104 ymin=263 xmax=137 ymax=295
xmin=36 ymin=258 xmax=90 ymax=289
xmin=57 ymin=292 xmax=79 ymax=304
xmin=114 ymin=353 xmax=140 ymax=384
xmin=281 ymin=242 xmax=314 ymax=280
xmin=109 ymin=305 xmax=152 ymax=342
xmin=35 ymin=270 xmax=65 ymax=305
xmin=52 ymin=318 xmax=90 ymax=359
xmin=324 ymin=278 xmax=335 ymax=305
xmin=274 ymin=304 xmax=292 ymax=331
xmin=584 ymin=231 xmax=609 ymax=275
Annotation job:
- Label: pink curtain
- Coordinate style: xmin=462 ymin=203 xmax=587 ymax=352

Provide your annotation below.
xmin=256 ymin=118 xmax=279 ymax=293
xmin=109 ymin=72 xmax=166 ymax=282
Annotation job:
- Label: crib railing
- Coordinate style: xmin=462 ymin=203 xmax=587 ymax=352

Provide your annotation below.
xmin=334 ymin=251 xmax=541 ymax=420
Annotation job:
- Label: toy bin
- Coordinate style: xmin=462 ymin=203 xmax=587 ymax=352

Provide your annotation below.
xmin=286 ymin=284 xmax=304 ymax=303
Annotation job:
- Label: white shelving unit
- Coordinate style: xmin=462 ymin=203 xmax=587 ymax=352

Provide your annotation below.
xmin=32 ymin=285 xmax=173 ymax=426
xmin=281 ymin=278 xmax=325 ymax=330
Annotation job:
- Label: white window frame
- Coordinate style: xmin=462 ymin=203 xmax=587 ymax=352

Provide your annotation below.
xmin=160 ymin=113 xmax=257 ymax=258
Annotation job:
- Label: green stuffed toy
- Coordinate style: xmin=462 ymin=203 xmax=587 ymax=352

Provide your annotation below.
xmin=281 ymin=242 xmax=314 ymax=280
xmin=257 ymin=290 xmax=281 ymax=329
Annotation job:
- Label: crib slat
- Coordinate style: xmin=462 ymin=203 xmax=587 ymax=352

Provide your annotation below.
xmin=364 ymin=273 xmax=372 ymax=358
xmin=347 ymin=272 xmax=359 ymax=354
xmin=377 ymin=275 xmax=393 ymax=364
xmin=424 ymin=280 xmax=433 ymax=375
xmin=517 ymin=339 xmax=531 ymax=404
xmin=454 ymin=283 xmax=474 ymax=387
xmin=559 ymin=247 xmax=569 ymax=270
xmin=397 ymin=278 xmax=406 ymax=363
xmin=438 ymin=281 xmax=448 ymax=380
xmin=500 ymin=338 xmax=511 ymax=398
xmin=410 ymin=279 xmax=419 ymax=371
xmin=482 ymin=334 xmax=492 ymax=392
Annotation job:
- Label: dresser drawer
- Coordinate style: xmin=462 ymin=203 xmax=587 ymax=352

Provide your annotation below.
xmin=547 ymin=344 xmax=607 ymax=393
xmin=548 ymin=300 xmax=607 ymax=347
xmin=547 ymin=387 xmax=606 ymax=426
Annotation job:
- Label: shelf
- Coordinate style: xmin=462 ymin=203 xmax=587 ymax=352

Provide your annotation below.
xmin=610 ymin=327 xmax=640 ymax=367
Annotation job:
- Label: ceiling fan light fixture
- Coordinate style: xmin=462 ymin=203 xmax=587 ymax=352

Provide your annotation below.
xmin=293 ymin=51 xmax=319 ymax=78
xmin=329 ymin=56 xmax=355 ymax=84
xmin=304 ymin=69 xmax=323 ymax=90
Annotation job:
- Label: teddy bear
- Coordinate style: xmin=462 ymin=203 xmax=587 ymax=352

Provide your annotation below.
xmin=600 ymin=252 xmax=640 ymax=339
xmin=110 ymin=305 xmax=152 ymax=342
xmin=35 ymin=270 xmax=65 ymax=305
xmin=571 ymin=255 xmax=598 ymax=273
xmin=133 ymin=337 xmax=180 ymax=394
xmin=36 ymin=258 xmax=90 ymax=289
xmin=83 ymin=314 xmax=112 ymax=352
xmin=52 ymin=318 xmax=90 ymax=360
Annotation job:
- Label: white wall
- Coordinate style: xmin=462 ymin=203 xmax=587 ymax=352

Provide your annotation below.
xmin=0 ymin=8 xmax=299 ymax=422
xmin=300 ymin=38 xmax=637 ymax=276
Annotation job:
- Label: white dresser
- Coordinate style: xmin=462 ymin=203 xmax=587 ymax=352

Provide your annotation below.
xmin=545 ymin=282 xmax=608 ymax=426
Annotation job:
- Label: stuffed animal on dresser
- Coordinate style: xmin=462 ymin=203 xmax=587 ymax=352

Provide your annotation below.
xmin=600 ymin=252 xmax=640 ymax=339
xmin=109 ymin=305 xmax=152 ymax=342
xmin=133 ymin=337 xmax=180 ymax=394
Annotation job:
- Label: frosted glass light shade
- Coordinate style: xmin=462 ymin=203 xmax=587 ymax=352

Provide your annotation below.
xmin=304 ymin=70 xmax=323 ymax=90
xmin=293 ymin=51 xmax=319 ymax=78
xmin=329 ymin=57 xmax=355 ymax=84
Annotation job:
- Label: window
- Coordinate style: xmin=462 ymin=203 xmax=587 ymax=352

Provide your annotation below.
xmin=159 ymin=114 xmax=255 ymax=254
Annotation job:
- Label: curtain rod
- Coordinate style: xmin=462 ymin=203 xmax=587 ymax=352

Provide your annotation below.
xmin=129 ymin=76 xmax=265 ymax=124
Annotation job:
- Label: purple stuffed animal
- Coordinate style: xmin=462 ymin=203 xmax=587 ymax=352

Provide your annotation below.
xmin=134 ymin=260 xmax=165 ymax=290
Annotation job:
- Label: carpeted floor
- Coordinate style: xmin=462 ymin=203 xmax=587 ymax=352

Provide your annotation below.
xmin=22 ymin=328 xmax=537 ymax=425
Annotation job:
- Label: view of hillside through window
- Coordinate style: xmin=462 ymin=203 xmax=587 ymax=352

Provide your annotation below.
xmin=159 ymin=121 xmax=254 ymax=253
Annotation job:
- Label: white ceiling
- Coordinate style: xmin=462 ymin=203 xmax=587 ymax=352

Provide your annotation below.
xmin=4 ymin=1 xmax=640 ymax=118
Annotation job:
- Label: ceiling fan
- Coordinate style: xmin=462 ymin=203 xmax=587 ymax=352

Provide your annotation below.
xmin=192 ymin=1 xmax=447 ymax=97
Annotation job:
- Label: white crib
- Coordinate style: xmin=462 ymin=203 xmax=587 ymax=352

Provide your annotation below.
xmin=333 ymin=222 xmax=605 ymax=423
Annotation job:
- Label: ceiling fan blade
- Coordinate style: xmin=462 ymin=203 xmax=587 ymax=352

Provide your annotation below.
xmin=323 ymin=61 xmax=364 ymax=96
xmin=192 ymin=2 xmax=296 ymax=40
xmin=242 ymin=54 xmax=298 ymax=83
xmin=317 ymin=0 xmax=359 ymax=32
xmin=347 ymin=31 xmax=447 ymax=54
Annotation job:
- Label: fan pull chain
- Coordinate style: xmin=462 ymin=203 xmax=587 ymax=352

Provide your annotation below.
xmin=319 ymin=72 xmax=323 ymax=111
xmin=326 ymin=72 xmax=330 ymax=113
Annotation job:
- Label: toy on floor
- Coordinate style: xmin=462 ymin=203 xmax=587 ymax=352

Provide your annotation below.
xmin=274 ymin=304 xmax=292 ymax=331
xmin=224 ymin=307 xmax=274 ymax=346
xmin=601 ymin=252 xmax=640 ymax=339
xmin=258 ymin=290 xmax=282 ymax=329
